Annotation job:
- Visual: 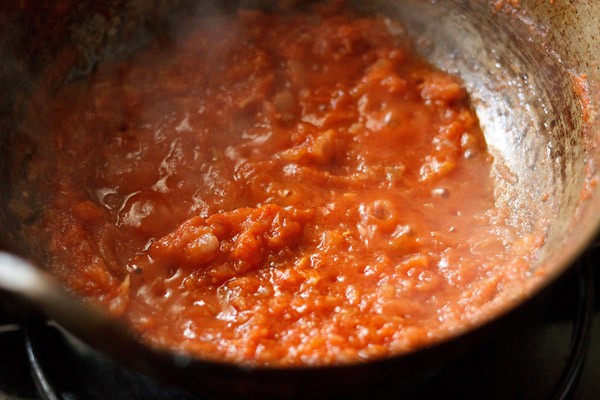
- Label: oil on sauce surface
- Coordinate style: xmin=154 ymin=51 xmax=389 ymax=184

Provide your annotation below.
xmin=30 ymin=8 xmax=541 ymax=366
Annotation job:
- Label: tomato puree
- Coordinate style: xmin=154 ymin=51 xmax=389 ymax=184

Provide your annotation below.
xmin=29 ymin=8 xmax=540 ymax=366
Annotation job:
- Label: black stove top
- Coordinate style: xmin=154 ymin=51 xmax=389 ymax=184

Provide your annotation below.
xmin=1 ymin=245 xmax=599 ymax=400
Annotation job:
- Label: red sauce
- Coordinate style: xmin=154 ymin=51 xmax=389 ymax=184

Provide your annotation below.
xmin=30 ymin=8 xmax=540 ymax=366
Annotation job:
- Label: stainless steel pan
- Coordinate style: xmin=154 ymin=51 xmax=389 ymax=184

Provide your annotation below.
xmin=0 ymin=1 xmax=599 ymax=398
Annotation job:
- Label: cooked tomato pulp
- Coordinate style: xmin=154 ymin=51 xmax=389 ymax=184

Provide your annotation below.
xmin=30 ymin=9 xmax=540 ymax=366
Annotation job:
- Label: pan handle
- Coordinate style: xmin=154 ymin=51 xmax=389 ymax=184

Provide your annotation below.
xmin=0 ymin=251 xmax=80 ymax=321
xmin=0 ymin=250 xmax=119 ymax=328
xmin=0 ymin=251 xmax=148 ymax=360
xmin=0 ymin=252 xmax=56 ymax=300
xmin=0 ymin=251 xmax=56 ymax=322
xmin=0 ymin=251 xmax=196 ymax=388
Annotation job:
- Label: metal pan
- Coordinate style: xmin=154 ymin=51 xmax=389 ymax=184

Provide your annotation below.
xmin=0 ymin=0 xmax=599 ymax=398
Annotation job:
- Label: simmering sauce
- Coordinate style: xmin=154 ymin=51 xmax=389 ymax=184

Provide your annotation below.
xmin=29 ymin=7 xmax=540 ymax=366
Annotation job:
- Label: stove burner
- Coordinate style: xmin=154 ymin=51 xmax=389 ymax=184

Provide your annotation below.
xmin=0 ymin=257 xmax=595 ymax=399
xmin=554 ymin=260 xmax=594 ymax=400
xmin=24 ymin=323 xmax=198 ymax=400
xmin=415 ymin=258 xmax=595 ymax=400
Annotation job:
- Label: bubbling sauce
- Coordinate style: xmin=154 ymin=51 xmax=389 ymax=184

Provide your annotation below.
xmin=30 ymin=8 xmax=541 ymax=366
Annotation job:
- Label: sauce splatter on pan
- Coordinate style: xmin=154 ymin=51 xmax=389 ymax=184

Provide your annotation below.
xmin=26 ymin=7 xmax=542 ymax=366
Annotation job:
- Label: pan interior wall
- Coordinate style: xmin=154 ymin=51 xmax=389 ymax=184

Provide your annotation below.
xmin=1 ymin=0 xmax=598 ymax=282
